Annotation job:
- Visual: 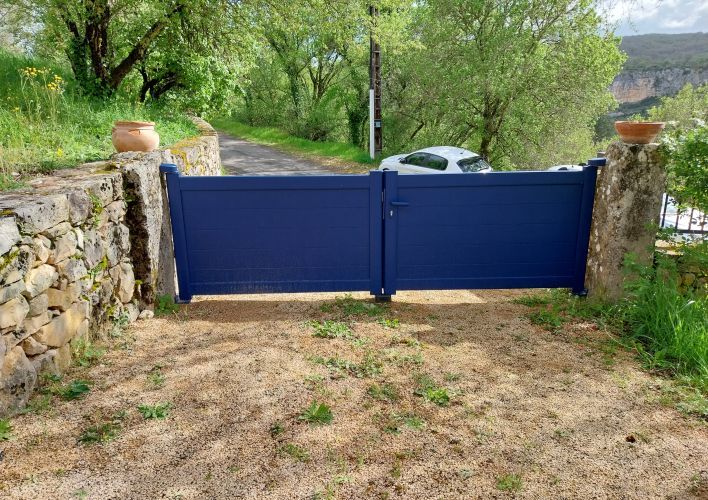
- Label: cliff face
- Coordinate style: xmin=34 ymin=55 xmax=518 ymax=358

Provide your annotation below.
xmin=611 ymin=67 xmax=708 ymax=103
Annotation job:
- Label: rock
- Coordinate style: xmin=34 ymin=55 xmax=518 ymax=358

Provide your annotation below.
xmin=124 ymin=302 xmax=140 ymax=322
xmin=23 ymin=311 xmax=50 ymax=336
xmin=75 ymin=319 xmax=89 ymax=342
xmin=110 ymin=262 xmax=135 ymax=303
xmin=682 ymin=273 xmax=696 ymax=287
xmin=21 ymin=336 xmax=47 ymax=356
xmin=32 ymin=300 xmax=89 ymax=347
xmin=74 ymin=227 xmax=84 ymax=250
xmin=105 ymin=225 xmax=130 ymax=266
xmin=100 ymin=200 xmax=125 ymax=225
xmin=0 ymin=296 xmax=29 ymax=330
xmin=48 ymin=230 xmax=78 ymax=265
xmin=46 ymin=284 xmax=81 ymax=311
xmin=0 ymin=217 xmax=21 ymax=255
xmin=68 ymin=190 xmax=92 ymax=224
xmin=0 ymin=280 xmax=26 ymax=305
xmin=32 ymin=236 xmax=51 ymax=265
xmin=0 ymin=346 xmax=37 ymax=416
xmin=138 ymin=309 xmax=154 ymax=320
xmin=82 ymin=229 xmax=104 ymax=269
xmin=1 ymin=246 xmax=34 ymax=285
xmin=24 ymin=264 xmax=58 ymax=297
xmin=27 ymin=292 xmax=49 ymax=316
xmin=42 ymin=221 xmax=73 ymax=240
xmin=56 ymin=258 xmax=87 ymax=282
xmin=29 ymin=347 xmax=69 ymax=378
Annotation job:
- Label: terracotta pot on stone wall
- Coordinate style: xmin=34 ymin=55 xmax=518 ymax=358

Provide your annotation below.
xmin=614 ymin=121 xmax=665 ymax=145
xmin=111 ymin=121 xmax=160 ymax=152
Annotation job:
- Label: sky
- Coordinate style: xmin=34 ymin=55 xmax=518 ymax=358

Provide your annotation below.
xmin=604 ymin=0 xmax=708 ymax=35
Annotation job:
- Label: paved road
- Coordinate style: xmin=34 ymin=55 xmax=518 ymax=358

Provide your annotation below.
xmin=218 ymin=131 xmax=335 ymax=176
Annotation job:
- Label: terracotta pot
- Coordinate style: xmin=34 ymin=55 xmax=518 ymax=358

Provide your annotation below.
xmin=614 ymin=121 xmax=665 ymax=145
xmin=111 ymin=121 xmax=160 ymax=152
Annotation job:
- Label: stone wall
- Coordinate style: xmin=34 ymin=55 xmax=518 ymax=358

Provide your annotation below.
xmin=0 ymin=118 xmax=220 ymax=415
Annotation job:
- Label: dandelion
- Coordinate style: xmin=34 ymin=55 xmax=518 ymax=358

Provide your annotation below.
xmin=56 ymin=148 xmax=64 ymax=157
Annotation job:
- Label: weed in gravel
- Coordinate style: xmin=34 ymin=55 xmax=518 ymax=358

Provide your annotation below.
xmin=72 ymin=339 xmax=105 ymax=367
xmin=334 ymin=294 xmax=385 ymax=317
xmin=385 ymin=349 xmax=423 ymax=367
xmin=280 ymin=443 xmax=310 ymax=462
xmin=20 ymin=394 xmax=52 ymax=415
xmin=138 ymin=402 xmax=171 ymax=419
xmin=378 ymin=318 xmax=400 ymax=329
xmin=155 ymin=294 xmax=179 ymax=316
xmin=78 ymin=422 xmax=119 ymax=444
xmin=513 ymin=294 xmax=552 ymax=307
xmin=55 ymin=380 xmax=91 ymax=401
xmin=367 ymin=383 xmax=400 ymax=402
xmin=311 ymin=352 xmax=383 ymax=379
xmin=307 ymin=320 xmax=353 ymax=339
xmin=146 ymin=367 xmax=165 ymax=388
xmin=269 ymin=422 xmax=285 ymax=438
xmin=413 ymin=373 xmax=451 ymax=406
xmin=444 ymin=372 xmax=462 ymax=382
xmin=404 ymin=414 xmax=425 ymax=430
xmin=527 ymin=309 xmax=565 ymax=332
xmin=497 ymin=473 xmax=523 ymax=491
xmin=0 ymin=418 xmax=13 ymax=441
xmin=299 ymin=401 xmax=333 ymax=425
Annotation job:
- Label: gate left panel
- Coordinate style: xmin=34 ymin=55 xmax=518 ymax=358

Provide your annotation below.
xmin=162 ymin=166 xmax=383 ymax=302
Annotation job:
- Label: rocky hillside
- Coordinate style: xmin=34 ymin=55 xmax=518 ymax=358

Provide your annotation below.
xmin=611 ymin=33 xmax=708 ymax=104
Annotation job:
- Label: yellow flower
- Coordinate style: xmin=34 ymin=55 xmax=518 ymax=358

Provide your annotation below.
xmin=56 ymin=148 xmax=64 ymax=157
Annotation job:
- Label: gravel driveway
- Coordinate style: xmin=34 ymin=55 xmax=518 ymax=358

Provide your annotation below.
xmin=2 ymin=289 xmax=706 ymax=499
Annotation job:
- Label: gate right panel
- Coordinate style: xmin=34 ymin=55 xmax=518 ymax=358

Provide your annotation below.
xmin=383 ymin=168 xmax=597 ymax=294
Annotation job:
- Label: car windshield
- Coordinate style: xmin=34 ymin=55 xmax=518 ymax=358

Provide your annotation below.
xmin=457 ymin=156 xmax=491 ymax=172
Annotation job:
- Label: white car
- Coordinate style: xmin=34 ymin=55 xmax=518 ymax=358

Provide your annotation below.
xmin=379 ymin=146 xmax=492 ymax=174
xmin=547 ymin=164 xmax=585 ymax=172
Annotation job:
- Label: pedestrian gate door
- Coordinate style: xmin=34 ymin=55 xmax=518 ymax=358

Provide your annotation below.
xmin=161 ymin=161 xmax=601 ymax=303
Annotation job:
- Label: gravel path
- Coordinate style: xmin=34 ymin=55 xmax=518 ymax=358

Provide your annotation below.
xmin=1 ymin=290 xmax=706 ymax=499
xmin=219 ymin=132 xmax=336 ymax=176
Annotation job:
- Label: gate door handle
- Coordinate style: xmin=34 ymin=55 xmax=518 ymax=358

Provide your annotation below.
xmin=390 ymin=201 xmax=409 ymax=207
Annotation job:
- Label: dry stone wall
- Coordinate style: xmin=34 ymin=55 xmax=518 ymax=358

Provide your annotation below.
xmin=0 ymin=118 xmax=220 ymax=415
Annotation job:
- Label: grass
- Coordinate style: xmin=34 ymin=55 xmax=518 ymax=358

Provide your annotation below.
xmin=307 ymin=320 xmax=353 ymax=339
xmin=413 ymin=373 xmax=452 ymax=406
xmin=298 ymin=401 xmax=333 ymax=425
xmin=279 ymin=443 xmax=310 ymax=462
xmin=367 ymin=383 xmax=400 ymax=402
xmin=311 ymin=352 xmax=383 ymax=379
xmin=154 ymin=294 xmax=179 ymax=316
xmin=0 ymin=49 xmax=197 ymax=188
xmin=55 ymin=380 xmax=91 ymax=401
xmin=497 ymin=473 xmax=523 ymax=492
xmin=0 ymin=418 xmax=13 ymax=441
xmin=138 ymin=403 xmax=171 ymax=420
xmin=211 ymin=118 xmax=374 ymax=169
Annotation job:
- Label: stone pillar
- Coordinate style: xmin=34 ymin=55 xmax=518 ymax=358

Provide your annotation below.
xmin=585 ymin=142 xmax=666 ymax=302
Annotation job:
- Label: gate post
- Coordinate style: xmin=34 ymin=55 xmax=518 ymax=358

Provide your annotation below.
xmin=571 ymin=159 xmax=602 ymax=295
xmin=160 ymin=164 xmax=193 ymax=303
xmin=585 ymin=143 xmax=666 ymax=301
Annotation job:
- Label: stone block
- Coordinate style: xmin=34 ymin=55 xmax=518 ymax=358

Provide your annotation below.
xmin=0 ymin=217 xmax=21 ymax=255
xmin=74 ymin=227 xmax=84 ymax=250
xmin=32 ymin=235 xmax=51 ymax=265
xmin=24 ymin=264 xmax=58 ymax=297
xmin=46 ymin=283 xmax=81 ymax=311
xmin=42 ymin=221 xmax=73 ymax=240
xmin=32 ymin=300 xmax=88 ymax=347
xmin=56 ymin=258 xmax=87 ymax=282
xmin=109 ymin=262 xmax=135 ymax=304
xmin=0 ymin=296 xmax=29 ymax=330
xmin=0 ymin=280 xmax=26 ymax=305
xmin=0 ymin=346 xmax=37 ymax=416
xmin=1 ymin=246 xmax=34 ymax=285
xmin=27 ymin=292 xmax=48 ymax=316
xmin=12 ymin=194 xmax=70 ymax=234
xmin=21 ymin=336 xmax=47 ymax=356
xmin=68 ymin=190 xmax=92 ymax=224
xmin=83 ymin=229 xmax=105 ymax=269
xmin=48 ymin=230 xmax=78 ymax=265
xmin=23 ymin=310 xmax=50 ymax=336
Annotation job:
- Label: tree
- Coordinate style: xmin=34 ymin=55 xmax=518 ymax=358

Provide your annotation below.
xmin=384 ymin=0 xmax=623 ymax=166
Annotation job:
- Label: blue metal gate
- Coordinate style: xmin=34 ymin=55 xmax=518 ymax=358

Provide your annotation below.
xmin=161 ymin=160 xmax=601 ymax=303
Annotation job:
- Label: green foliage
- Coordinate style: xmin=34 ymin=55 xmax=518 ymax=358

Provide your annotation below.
xmin=72 ymin=339 xmax=105 ymax=368
xmin=496 ymin=473 xmax=523 ymax=492
xmin=620 ymin=33 xmax=708 ymax=71
xmin=307 ymin=320 xmax=353 ymax=339
xmin=154 ymin=294 xmax=179 ymax=316
xmin=334 ymin=294 xmax=386 ymax=317
xmin=662 ymin=122 xmax=708 ymax=213
xmin=413 ymin=373 xmax=451 ymax=406
xmin=0 ymin=49 xmax=197 ymax=184
xmin=311 ymin=352 xmax=383 ymax=379
xmin=378 ymin=318 xmax=400 ymax=329
xmin=0 ymin=418 xmax=13 ymax=441
xmin=56 ymin=380 xmax=91 ymax=401
xmin=367 ymin=383 xmax=400 ymax=402
xmin=298 ymin=401 xmax=333 ymax=425
xmin=138 ymin=403 xmax=172 ymax=420
xmin=621 ymin=252 xmax=707 ymax=388
xmin=147 ymin=367 xmax=166 ymax=389
xmin=527 ymin=309 xmax=565 ymax=333
xmin=78 ymin=412 xmax=126 ymax=445
xmin=280 ymin=443 xmax=310 ymax=462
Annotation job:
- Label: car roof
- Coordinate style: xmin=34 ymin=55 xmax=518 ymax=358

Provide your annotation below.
xmin=417 ymin=146 xmax=478 ymax=158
